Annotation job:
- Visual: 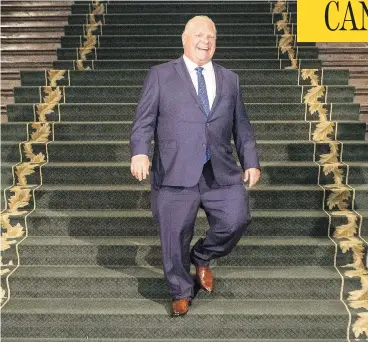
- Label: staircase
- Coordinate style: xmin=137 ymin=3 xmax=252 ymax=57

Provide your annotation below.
xmin=1 ymin=1 xmax=368 ymax=341
xmin=317 ymin=42 xmax=368 ymax=122
xmin=1 ymin=0 xmax=73 ymax=119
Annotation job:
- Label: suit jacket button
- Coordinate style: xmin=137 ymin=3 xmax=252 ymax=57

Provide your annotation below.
xmin=202 ymin=143 xmax=206 ymax=147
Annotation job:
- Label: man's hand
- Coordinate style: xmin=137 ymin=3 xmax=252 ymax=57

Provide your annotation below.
xmin=243 ymin=168 xmax=261 ymax=188
xmin=131 ymin=154 xmax=150 ymax=181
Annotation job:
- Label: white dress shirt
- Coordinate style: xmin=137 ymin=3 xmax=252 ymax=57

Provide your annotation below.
xmin=182 ymin=54 xmax=216 ymax=110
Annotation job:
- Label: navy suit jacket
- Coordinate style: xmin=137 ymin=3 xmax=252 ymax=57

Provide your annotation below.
xmin=130 ymin=56 xmax=260 ymax=187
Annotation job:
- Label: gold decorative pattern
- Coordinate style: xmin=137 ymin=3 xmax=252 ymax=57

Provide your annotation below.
xmin=332 ymin=211 xmax=358 ymax=238
xmin=348 ymin=275 xmax=368 ymax=309
xmin=79 ymin=34 xmax=97 ymax=61
xmin=1 ymin=215 xmax=25 ymax=242
xmin=302 ymin=66 xmax=367 ymax=338
xmin=7 ymin=187 xmax=32 ymax=215
xmin=77 ymin=1 xmax=104 ymax=70
xmin=272 ymin=1 xmax=287 ymax=13
xmin=352 ymin=312 xmax=368 ymax=337
xmin=36 ymin=86 xmax=62 ymax=122
xmin=47 ymin=70 xmax=66 ymax=87
xmin=15 ymin=163 xmax=37 ymax=186
xmin=4 ymin=0 xmax=102 ymax=306
xmin=273 ymin=2 xmax=297 ymax=69
xmin=1 ymin=148 xmax=49 ymax=306
xmin=91 ymin=0 xmax=104 ymax=14
xmin=301 ymin=69 xmax=319 ymax=86
xmin=0 ymin=6 xmax=62 ymax=306
xmin=325 ymin=185 xmax=351 ymax=210
xmin=0 ymin=206 xmax=28 ymax=306
xmin=30 ymin=122 xmax=51 ymax=142
xmin=0 ymin=213 xmax=23 ymax=304
xmin=23 ymin=143 xmax=46 ymax=163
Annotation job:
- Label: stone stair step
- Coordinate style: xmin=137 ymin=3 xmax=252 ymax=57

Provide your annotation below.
xmin=0 ymin=21 xmax=68 ymax=27
xmin=1 ymin=43 xmax=61 ymax=51
xmin=2 ymin=37 xmax=63 ymax=44
xmin=1 ymin=1 xmax=72 ymax=8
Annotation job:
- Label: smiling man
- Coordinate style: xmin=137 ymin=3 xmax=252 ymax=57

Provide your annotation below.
xmin=130 ymin=16 xmax=261 ymax=317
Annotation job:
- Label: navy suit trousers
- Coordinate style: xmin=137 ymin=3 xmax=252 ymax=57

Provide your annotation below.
xmin=150 ymin=160 xmax=251 ymax=299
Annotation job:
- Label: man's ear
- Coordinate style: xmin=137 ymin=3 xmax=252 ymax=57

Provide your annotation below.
xmin=182 ymin=33 xmax=186 ymax=46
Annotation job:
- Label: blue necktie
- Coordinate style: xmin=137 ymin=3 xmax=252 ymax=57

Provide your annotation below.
xmin=195 ymin=66 xmax=210 ymax=163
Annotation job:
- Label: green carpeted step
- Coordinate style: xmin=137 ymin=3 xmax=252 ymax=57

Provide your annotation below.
xmin=63 ymin=23 xmax=298 ymax=36
xmin=3 ymin=140 xmax=366 ymax=164
xmin=1 ymin=163 xmax=14 ymax=187
xmin=1 ymin=142 xmax=21 ymax=163
xmin=39 ymin=121 xmax=314 ymax=140
xmin=41 ymin=121 xmax=366 ymax=141
xmin=6 ymin=103 xmax=361 ymax=122
xmin=56 ymin=46 xmax=318 ymax=60
xmin=21 ymin=208 xmax=368 ymax=237
xmin=13 ymin=236 xmax=340 ymax=266
xmin=67 ymin=12 xmax=297 ymax=25
xmin=3 ymin=1 xmax=365 ymax=340
xmin=1 ymin=122 xmax=28 ymax=141
xmin=45 ymin=140 xmax=317 ymax=162
xmin=346 ymin=162 xmax=368 ymax=184
xmin=37 ymin=161 xmax=368 ymax=186
xmin=20 ymin=69 xmax=349 ymax=87
xmin=2 ymin=121 xmax=313 ymax=141
xmin=13 ymin=85 xmax=355 ymax=103
xmin=338 ymin=141 xmax=368 ymax=162
xmin=8 ymin=183 xmax=368 ymax=210
xmin=336 ymin=122 xmax=367 ymax=140
xmin=350 ymin=185 xmax=368 ymax=210
xmin=70 ymin=2 xmax=297 ymax=14
xmin=359 ymin=210 xmax=368 ymax=236
xmin=2 ymin=163 xmax=368 ymax=209
xmin=7 ymin=265 xmax=344 ymax=299
xmin=40 ymin=162 xmax=320 ymax=186
xmin=23 ymin=209 xmax=331 ymax=237
xmin=60 ymin=35 xmax=315 ymax=49
xmin=0 ymin=184 xmax=330 ymax=210
xmin=0 ymin=340 xmax=351 ymax=342
xmin=41 ymin=140 xmax=365 ymax=163
xmin=52 ymin=58 xmax=321 ymax=70
xmin=0 ymin=298 xmax=349 ymax=339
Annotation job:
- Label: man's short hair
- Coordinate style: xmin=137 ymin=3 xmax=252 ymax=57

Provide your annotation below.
xmin=183 ymin=16 xmax=217 ymax=34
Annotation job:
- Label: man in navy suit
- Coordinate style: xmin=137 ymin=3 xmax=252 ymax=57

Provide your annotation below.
xmin=130 ymin=16 xmax=261 ymax=316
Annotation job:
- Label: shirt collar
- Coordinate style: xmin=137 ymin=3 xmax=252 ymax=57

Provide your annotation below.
xmin=182 ymin=54 xmax=213 ymax=73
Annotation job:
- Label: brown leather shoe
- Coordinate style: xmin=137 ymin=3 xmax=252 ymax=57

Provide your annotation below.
xmin=171 ymin=298 xmax=191 ymax=317
xmin=195 ymin=265 xmax=214 ymax=293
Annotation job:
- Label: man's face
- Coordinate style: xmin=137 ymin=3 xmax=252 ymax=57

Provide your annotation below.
xmin=182 ymin=19 xmax=216 ymax=66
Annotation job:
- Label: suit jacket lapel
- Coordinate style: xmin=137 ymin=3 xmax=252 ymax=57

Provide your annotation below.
xmin=173 ymin=56 xmax=224 ymax=119
xmin=173 ymin=56 xmax=207 ymax=117
xmin=208 ymin=61 xmax=223 ymax=119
